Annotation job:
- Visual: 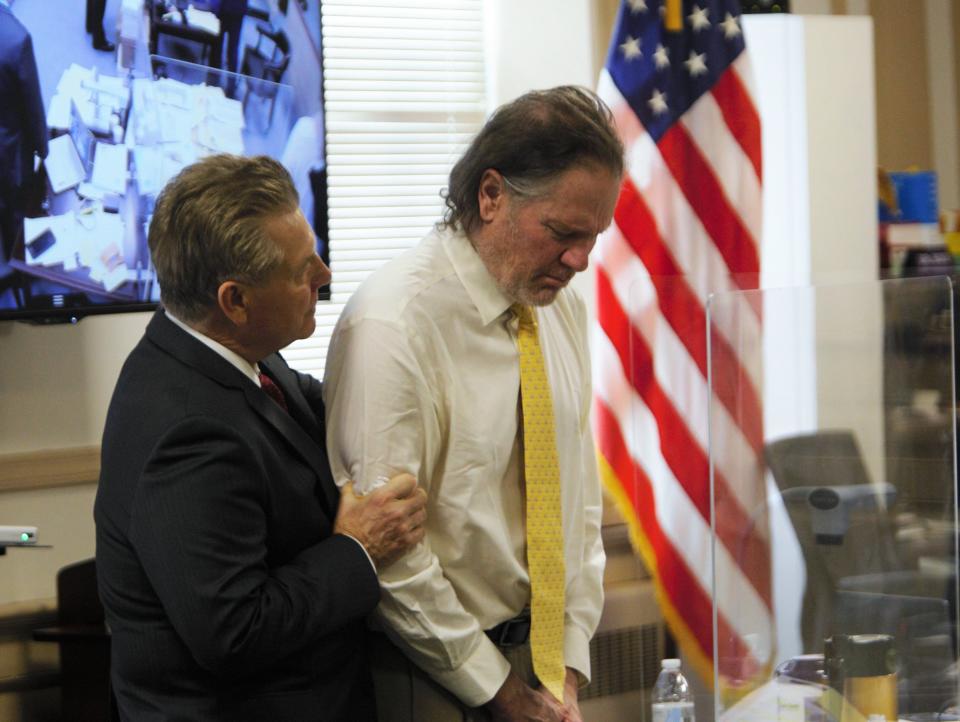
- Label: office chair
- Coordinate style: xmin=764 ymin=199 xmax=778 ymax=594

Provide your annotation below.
xmin=764 ymin=430 xmax=904 ymax=651
xmin=240 ymin=24 xmax=291 ymax=129
xmin=33 ymin=558 xmax=118 ymax=722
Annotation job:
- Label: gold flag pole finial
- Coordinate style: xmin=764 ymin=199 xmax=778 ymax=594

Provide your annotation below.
xmin=665 ymin=0 xmax=683 ymax=32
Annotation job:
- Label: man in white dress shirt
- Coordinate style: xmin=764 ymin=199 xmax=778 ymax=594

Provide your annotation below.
xmin=324 ymin=87 xmax=624 ymax=722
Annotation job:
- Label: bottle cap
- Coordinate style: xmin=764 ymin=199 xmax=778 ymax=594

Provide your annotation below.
xmin=661 ymin=658 xmax=681 ymax=670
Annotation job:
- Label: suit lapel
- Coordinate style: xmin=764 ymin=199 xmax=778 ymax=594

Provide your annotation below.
xmin=147 ymin=311 xmax=338 ymax=517
xmin=260 ymin=355 xmax=322 ymax=439
xmin=258 ymin=357 xmax=339 ymax=514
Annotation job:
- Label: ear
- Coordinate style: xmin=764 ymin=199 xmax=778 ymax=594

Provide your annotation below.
xmin=217 ymin=281 xmax=250 ymax=326
xmin=477 ymin=169 xmax=506 ymax=223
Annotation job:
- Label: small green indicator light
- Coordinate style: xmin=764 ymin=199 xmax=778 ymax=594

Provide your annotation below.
xmin=20 ymin=533 xmax=29 ymax=542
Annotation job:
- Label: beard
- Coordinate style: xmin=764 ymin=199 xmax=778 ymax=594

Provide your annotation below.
xmin=481 ymin=213 xmax=572 ymax=307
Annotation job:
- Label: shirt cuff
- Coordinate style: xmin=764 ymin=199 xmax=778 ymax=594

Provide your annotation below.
xmin=564 ymin=623 xmax=593 ymax=685
xmin=338 ymin=533 xmax=377 ymax=575
xmin=430 ymin=634 xmax=511 ymax=708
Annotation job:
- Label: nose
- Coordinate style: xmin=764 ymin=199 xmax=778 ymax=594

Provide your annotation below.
xmin=314 ymin=258 xmax=332 ymax=289
xmin=560 ymin=239 xmax=594 ymax=273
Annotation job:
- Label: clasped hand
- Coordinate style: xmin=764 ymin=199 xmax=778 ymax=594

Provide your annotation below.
xmin=485 ymin=670 xmax=583 ymax=722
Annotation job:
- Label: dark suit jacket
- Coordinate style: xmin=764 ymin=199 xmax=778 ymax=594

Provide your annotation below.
xmin=95 ymin=311 xmax=380 ymax=722
xmin=0 ymin=4 xmax=46 ymax=195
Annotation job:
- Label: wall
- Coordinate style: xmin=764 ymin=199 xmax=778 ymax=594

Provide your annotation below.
xmin=0 ymin=313 xmax=149 ymax=604
xmin=795 ymin=0 xmax=960 ymax=211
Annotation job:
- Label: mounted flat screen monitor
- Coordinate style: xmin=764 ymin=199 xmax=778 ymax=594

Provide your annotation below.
xmin=0 ymin=0 xmax=328 ymax=323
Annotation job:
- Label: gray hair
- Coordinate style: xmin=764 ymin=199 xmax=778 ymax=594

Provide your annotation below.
xmin=441 ymin=86 xmax=624 ymax=233
xmin=148 ymin=154 xmax=299 ymax=321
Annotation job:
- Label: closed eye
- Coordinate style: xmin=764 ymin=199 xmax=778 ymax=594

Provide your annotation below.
xmin=545 ymin=224 xmax=577 ymax=241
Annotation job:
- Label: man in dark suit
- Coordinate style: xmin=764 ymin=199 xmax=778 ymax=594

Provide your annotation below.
xmin=0 ymin=2 xmax=47 ymax=264
xmin=85 ymin=0 xmax=115 ymax=51
xmin=215 ymin=0 xmax=248 ymax=76
xmin=95 ymin=154 xmax=427 ymax=722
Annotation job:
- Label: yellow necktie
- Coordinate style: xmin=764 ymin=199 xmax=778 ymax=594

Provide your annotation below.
xmin=513 ymin=303 xmax=566 ymax=701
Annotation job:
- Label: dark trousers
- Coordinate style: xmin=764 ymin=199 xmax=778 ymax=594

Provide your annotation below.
xmin=0 ymin=188 xmax=24 ymax=265
xmin=370 ymin=633 xmax=537 ymax=722
xmin=220 ymin=11 xmax=244 ymax=74
xmin=86 ymin=0 xmax=109 ymax=43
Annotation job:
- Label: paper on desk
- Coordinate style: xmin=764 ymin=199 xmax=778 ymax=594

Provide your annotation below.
xmin=77 ymin=182 xmax=107 ymax=201
xmin=91 ymin=142 xmax=129 ymax=196
xmin=47 ymin=94 xmax=72 ymax=131
xmin=73 ymin=209 xmax=124 ymax=270
xmin=25 ymin=216 xmax=72 ymax=267
xmin=132 ymin=145 xmax=188 ymax=197
xmin=153 ymin=78 xmax=192 ymax=109
xmin=185 ymin=6 xmax=220 ymax=35
xmin=196 ymin=118 xmax=244 ymax=154
xmin=23 ymin=217 xmax=52 ymax=244
xmin=45 ymin=134 xmax=86 ymax=194
xmin=56 ymin=64 xmax=127 ymax=135
xmin=82 ymin=212 xmax=127 ymax=290
xmin=206 ymin=94 xmax=245 ymax=128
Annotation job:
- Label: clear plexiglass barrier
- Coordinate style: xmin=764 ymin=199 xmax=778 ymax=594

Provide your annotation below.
xmin=699 ymin=277 xmax=960 ymax=722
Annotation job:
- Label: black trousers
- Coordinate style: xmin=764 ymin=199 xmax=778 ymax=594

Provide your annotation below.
xmin=369 ymin=633 xmax=537 ymax=722
xmin=86 ymin=0 xmax=108 ymax=43
xmin=0 ymin=187 xmax=24 ymax=264
xmin=219 ymin=11 xmax=245 ymax=75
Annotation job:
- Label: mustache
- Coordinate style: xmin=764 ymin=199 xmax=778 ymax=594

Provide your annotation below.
xmin=540 ymin=268 xmax=574 ymax=283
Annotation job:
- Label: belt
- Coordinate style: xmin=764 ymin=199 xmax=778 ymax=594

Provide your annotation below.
xmin=485 ymin=609 xmax=531 ymax=648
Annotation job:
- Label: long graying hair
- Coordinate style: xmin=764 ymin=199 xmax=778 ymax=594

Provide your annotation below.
xmin=441 ymin=86 xmax=624 ymax=234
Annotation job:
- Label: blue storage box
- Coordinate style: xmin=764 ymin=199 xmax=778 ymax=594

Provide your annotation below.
xmin=888 ymin=171 xmax=939 ymax=223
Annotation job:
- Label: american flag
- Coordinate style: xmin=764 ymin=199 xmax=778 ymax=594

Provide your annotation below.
xmin=593 ymin=0 xmax=771 ymax=690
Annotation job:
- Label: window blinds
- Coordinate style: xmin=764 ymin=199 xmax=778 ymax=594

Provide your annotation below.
xmin=282 ymin=0 xmax=487 ymax=378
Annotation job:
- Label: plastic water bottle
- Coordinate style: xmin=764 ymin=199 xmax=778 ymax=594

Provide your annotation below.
xmin=651 ymin=658 xmax=695 ymax=722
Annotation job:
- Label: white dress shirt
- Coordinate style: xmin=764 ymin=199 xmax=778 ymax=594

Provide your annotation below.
xmin=323 ymin=226 xmax=606 ymax=707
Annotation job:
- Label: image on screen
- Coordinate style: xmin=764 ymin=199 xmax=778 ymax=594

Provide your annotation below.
xmin=0 ymin=0 xmax=328 ymax=322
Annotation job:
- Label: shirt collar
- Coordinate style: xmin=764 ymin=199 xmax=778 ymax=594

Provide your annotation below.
xmin=440 ymin=226 xmax=513 ymax=326
xmin=164 ymin=309 xmax=262 ymax=386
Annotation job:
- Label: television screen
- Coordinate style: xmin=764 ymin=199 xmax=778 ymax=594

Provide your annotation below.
xmin=0 ymin=0 xmax=328 ymax=323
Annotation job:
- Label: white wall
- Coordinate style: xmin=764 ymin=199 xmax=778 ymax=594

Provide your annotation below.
xmin=0 ymin=313 xmax=148 ymax=603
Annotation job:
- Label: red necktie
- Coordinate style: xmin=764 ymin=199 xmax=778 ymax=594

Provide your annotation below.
xmin=258 ymin=372 xmax=289 ymax=413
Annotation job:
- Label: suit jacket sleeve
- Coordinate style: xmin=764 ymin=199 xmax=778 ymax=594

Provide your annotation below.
xmin=128 ymin=414 xmax=379 ymax=677
xmin=17 ymin=32 xmax=46 ymax=160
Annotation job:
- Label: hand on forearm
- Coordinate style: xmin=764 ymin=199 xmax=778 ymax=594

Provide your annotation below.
xmin=333 ymin=472 xmax=427 ymax=567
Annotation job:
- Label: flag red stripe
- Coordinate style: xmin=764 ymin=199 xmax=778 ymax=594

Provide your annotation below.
xmin=596 ymin=269 xmax=772 ymax=609
xmin=711 ymin=70 xmax=763 ymax=182
xmin=593 ymin=398 xmax=715 ymax=656
xmin=613 ymin=181 xmax=764 ymax=457
xmin=594 ymin=398 xmax=761 ymax=672
xmin=658 ymin=123 xmax=760 ymax=283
